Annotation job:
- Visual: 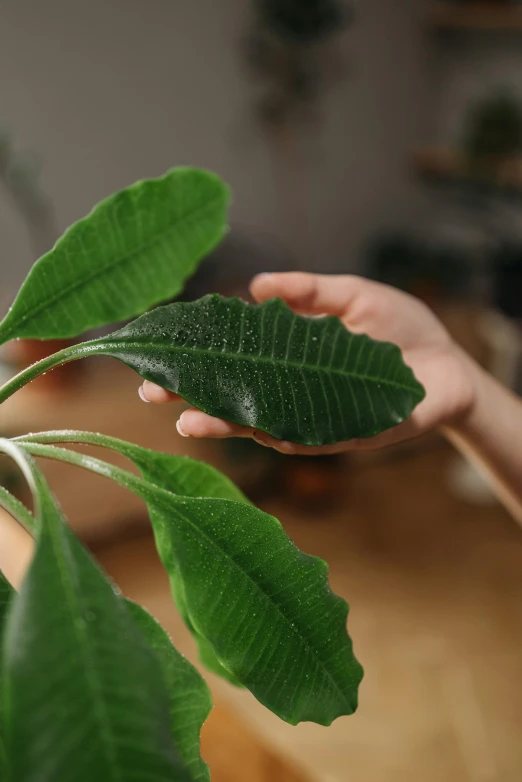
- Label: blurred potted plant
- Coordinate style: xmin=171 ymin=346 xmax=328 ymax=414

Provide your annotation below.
xmin=365 ymin=230 xmax=473 ymax=308
xmin=463 ymin=91 xmax=522 ymax=181
xmin=246 ymin=0 xmax=352 ymax=124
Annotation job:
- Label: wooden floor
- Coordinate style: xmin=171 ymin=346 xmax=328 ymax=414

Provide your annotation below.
xmin=96 ymin=440 xmax=522 ymax=782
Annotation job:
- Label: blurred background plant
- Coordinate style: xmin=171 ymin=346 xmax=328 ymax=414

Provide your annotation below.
xmin=464 ymin=91 xmax=522 ymax=165
xmin=245 ymin=0 xmax=353 ymax=124
xmin=0 ymin=130 xmax=56 ymax=258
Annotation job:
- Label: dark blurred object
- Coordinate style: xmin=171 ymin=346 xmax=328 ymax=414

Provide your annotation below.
xmin=277 ymin=453 xmax=348 ymax=513
xmin=444 ymin=1 xmax=522 ymax=6
xmin=491 ymin=242 xmax=522 ymax=319
xmin=246 ymin=0 xmax=353 ymax=124
xmin=432 ymin=1 xmax=522 ymax=32
xmin=464 ymin=91 xmax=522 ymax=164
xmin=258 ymin=0 xmax=348 ymax=43
xmin=225 ymin=437 xmax=347 ymax=513
xmin=449 ymin=1 xmax=521 ymax=4
xmin=413 ymin=145 xmax=522 ymax=193
xmin=366 ymin=231 xmax=473 ymax=304
xmin=365 ymin=234 xmax=419 ymax=292
xmin=177 ymin=232 xmax=292 ymax=302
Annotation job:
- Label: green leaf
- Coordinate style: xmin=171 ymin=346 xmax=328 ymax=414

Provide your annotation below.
xmin=16 ymin=442 xmax=364 ymax=726
xmin=90 ymin=294 xmax=425 ymax=446
xmin=88 ymin=439 xmax=246 ymax=687
xmin=0 ymin=442 xmax=191 ymax=782
xmin=0 ymin=490 xmax=33 ymax=779
xmin=14 ymin=430 xmax=246 ymax=686
xmin=147 ymin=492 xmax=363 ymax=726
xmin=0 ymin=571 xmax=13 ymax=642
xmin=0 ymin=570 xmax=14 ymax=775
xmin=126 ymin=601 xmax=212 ymax=782
xmin=0 ymin=486 xmax=210 ymax=779
xmin=0 ymin=169 xmax=229 ymax=343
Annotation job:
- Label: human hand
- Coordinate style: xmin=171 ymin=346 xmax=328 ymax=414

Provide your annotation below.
xmin=139 ymin=273 xmax=477 ymax=455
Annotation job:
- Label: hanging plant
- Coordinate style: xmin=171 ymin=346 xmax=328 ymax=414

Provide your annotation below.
xmin=259 ymin=0 xmax=348 ymax=43
xmin=246 ymin=0 xmax=353 ymax=123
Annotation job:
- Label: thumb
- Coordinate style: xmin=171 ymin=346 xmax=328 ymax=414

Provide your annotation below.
xmin=249 ymin=272 xmax=363 ymax=316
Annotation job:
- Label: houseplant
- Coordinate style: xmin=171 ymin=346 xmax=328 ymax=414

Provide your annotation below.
xmin=246 ymin=0 xmax=352 ymax=122
xmin=0 ymin=167 xmax=424 ymax=781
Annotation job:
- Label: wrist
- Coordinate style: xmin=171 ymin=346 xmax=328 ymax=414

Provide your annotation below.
xmin=439 ymin=344 xmax=484 ymax=439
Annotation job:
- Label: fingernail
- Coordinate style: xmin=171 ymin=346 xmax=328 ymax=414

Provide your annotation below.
xmin=176 ymin=419 xmax=189 ymax=438
xmin=138 ymin=385 xmax=151 ymax=403
xmin=279 ymin=441 xmax=295 ymax=454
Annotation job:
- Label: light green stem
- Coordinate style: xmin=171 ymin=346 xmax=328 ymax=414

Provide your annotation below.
xmin=0 ymin=484 xmax=36 ymax=533
xmin=13 ymin=430 xmax=139 ymax=458
xmin=0 ymin=340 xmax=101 ymax=404
xmin=16 ymin=441 xmax=152 ymax=503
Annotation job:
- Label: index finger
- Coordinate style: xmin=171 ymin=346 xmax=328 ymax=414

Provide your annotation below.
xmin=139 ymin=381 xmax=183 ymax=404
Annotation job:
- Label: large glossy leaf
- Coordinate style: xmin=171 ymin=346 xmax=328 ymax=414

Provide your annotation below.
xmin=0 ymin=571 xmax=13 ymax=642
xmin=0 ymin=442 xmax=191 ymax=782
xmin=0 ymin=475 xmax=209 ymax=781
xmin=126 ymin=601 xmax=212 ymax=782
xmin=15 ymin=430 xmax=246 ymax=686
xmin=88 ymin=294 xmax=425 ymax=446
xmin=0 ymin=489 xmax=32 ymax=779
xmin=147 ymin=492 xmax=363 ymax=725
xmin=0 ymin=570 xmax=14 ymax=775
xmin=0 ymin=169 xmax=229 ymax=343
xmin=17 ymin=442 xmax=364 ymax=726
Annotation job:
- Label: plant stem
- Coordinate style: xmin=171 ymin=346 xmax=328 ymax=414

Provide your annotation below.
xmin=16 ymin=441 xmax=150 ymax=501
xmin=14 ymin=429 xmax=138 ymax=454
xmin=0 ymin=484 xmax=36 ymax=533
xmin=0 ymin=340 xmax=100 ymax=404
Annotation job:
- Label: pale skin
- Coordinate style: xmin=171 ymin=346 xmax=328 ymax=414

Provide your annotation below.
xmin=139 ymin=272 xmax=522 ymax=524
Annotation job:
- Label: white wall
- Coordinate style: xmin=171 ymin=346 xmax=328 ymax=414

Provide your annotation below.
xmin=0 ymin=0 xmax=432 ymax=301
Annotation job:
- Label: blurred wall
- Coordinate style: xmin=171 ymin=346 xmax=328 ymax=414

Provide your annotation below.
xmin=0 ymin=0 xmax=431 ymax=299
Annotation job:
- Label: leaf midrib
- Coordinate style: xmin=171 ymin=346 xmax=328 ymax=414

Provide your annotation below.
xmin=100 ymin=338 xmax=422 ymax=394
xmin=0 ymin=195 xmax=223 ymax=339
xmin=152 ymin=495 xmax=353 ymax=714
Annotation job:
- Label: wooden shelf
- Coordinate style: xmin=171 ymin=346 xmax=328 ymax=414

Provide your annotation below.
xmin=413 ymin=146 xmax=522 ymax=191
xmin=432 ymin=3 xmax=522 ymax=31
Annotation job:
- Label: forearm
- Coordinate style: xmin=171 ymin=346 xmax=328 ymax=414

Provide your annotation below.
xmin=443 ymin=355 xmax=522 ymax=524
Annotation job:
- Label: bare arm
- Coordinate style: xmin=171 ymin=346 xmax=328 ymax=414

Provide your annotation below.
xmin=443 ymin=356 xmax=522 ymax=523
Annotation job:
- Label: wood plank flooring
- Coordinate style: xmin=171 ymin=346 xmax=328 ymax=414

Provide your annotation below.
xmin=96 ymin=442 xmax=522 ymax=782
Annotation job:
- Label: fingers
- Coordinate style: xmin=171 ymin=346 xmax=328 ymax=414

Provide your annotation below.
xmin=173 ymin=406 xmax=357 ymax=456
xmin=138 ymin=381 xmax=417 ymax=454
xmin=136 ymin=378 xmax=350 ymax=451
xmin=176 ymin=409 xmax=254 ymax=440
xmin=250 ymin=272 xmax=364 ymax=316
xmin=175 ymin=408 xmax=349 ymax=454
xmin=139 ymin=380 xmax=182 ymax=404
